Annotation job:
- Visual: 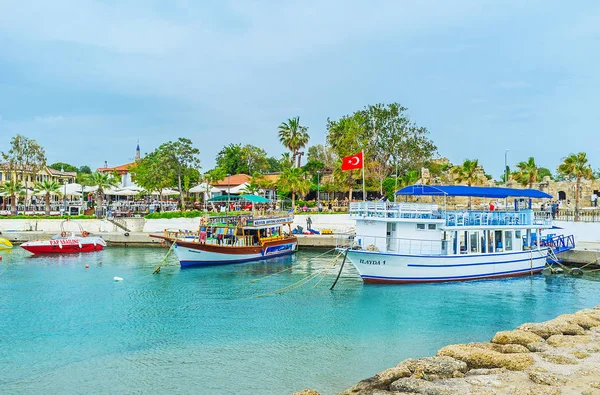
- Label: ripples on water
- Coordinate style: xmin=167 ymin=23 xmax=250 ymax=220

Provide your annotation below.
xmin=2 ymin=247 xmax=600 ymax=394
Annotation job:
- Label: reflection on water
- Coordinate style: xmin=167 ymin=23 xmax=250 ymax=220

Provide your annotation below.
xmin=2 ymin=247 xmax=600 ymax=395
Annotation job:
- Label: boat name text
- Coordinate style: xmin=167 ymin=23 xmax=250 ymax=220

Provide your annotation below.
xmin=360 ymin=259 xmax=386 ymax=265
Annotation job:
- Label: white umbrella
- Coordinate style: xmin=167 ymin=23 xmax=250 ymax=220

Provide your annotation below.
xmin=189 ymin=183 xmax=220 ymax=193
xmin=120 ymin=185 xmax=143 ymax=191
xmin=160 ymin=188 xmax=180 ymax=196
xmin=112 ymin=189 xmax=139 ymax=196
xmin=64 ymin=183 xmax=84 ymax=196
xmin=229 ymin=182 xmax=250 ymax=194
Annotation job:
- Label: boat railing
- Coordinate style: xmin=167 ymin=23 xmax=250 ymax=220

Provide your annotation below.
xmin=337 ymin=234 xmax=444 ymax=255
xmin=349 ymin=202 xmax=442 ymax=220
xmin=163 ymin=229 xmax=257 ymax=247
xmin=349 ymin=202 xmax=553 ymax=227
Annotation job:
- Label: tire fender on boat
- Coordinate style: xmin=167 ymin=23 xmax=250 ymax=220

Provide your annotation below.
xmin=60 ymin=231 xmax=67 ymax=237
xmin=81 ymin=231 xmax=89 ymax=237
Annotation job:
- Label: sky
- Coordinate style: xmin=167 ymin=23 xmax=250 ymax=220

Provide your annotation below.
xmin=1 ymin=1 xmax=599 ymax=177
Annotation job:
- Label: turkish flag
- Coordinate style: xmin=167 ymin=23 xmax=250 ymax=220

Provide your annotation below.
xmin=341 ymin=152 xmax=363 ymax=171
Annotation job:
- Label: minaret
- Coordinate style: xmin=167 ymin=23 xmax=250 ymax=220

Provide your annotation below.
xmin=135 ymin=140 xmax=141 ymax=161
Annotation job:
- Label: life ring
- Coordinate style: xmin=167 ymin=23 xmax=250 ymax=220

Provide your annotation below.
xmin=81 ymin=231 xmax=90 ymax=237
xmin=241 ymin=217 xmax=247 ymax=226
xmin=60 ymin=231 xmax=67 ymax=237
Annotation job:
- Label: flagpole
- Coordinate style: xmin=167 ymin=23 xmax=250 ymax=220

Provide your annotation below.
xmin=362 ymin=150 xmax=365 ymax=202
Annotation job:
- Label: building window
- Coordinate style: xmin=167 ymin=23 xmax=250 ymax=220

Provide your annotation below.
xmin=428 ymin=224 xmax=436 ymax=230
xmin=416 ymin=224 xmax=425 ymax=230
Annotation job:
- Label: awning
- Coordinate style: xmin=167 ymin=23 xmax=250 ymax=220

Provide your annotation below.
xmin=395 ymin=184 xmax=553 ymax=199
xmin=239 ymin=194 xmax=271 ymax=203
xmin=207 ymin=194 xmax=270 ymax=203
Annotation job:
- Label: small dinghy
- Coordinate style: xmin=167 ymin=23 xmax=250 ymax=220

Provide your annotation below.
xmin=21 ymin=221 xmax=106 ymax=255
xmin=0 ymin=237 xmax=13 ymax=250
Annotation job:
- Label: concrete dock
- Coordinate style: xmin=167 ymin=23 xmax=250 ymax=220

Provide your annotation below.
xmin=0 ymin=231 xmax=344 ymax=249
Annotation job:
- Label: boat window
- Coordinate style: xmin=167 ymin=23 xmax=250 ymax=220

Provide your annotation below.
xmin=486 ymin=230 xmax=494 ymax=253
xmin=428 ymin=224 xmax=436 ymax=230
xmin=515 ymin=230 xmax=521 ymax=239
xmin=505 ymin=231 xmax=513 ymax=251
xmin=459 ymin=231 xmax=467 ymax=254
xmin=469 ymin=232 xmax=479 ymax=253
xmin=416 ymin=224 xmax=425 ymax=230
xmin=495 ymin=230 xmax=503 ymax=252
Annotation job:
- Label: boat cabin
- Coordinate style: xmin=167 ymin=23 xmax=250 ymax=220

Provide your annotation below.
xmin=349 ymin=185 xmax=554 ymax=256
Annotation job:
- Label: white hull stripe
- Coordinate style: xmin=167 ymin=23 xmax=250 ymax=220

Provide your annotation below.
xmin=361 ymin=266 xmax=546 ymax=281
xmin=348 ymin=248 xmax=549 ymax=259
xmin=406 ymin=256 xmax=547 ymax=268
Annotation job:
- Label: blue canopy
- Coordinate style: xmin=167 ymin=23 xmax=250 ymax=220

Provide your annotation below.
xmin=395 ymin=185 xmax=552 ymax=199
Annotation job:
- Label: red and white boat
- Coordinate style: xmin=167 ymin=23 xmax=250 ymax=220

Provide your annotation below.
xmin=20 ymin=221 xmax=106 ymax=255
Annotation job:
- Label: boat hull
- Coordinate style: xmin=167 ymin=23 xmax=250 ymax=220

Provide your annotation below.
xmin=0 ymin=237 xmax=13 ymax=250
xmin=20 ymin=237 xmax=106 ymax=255
xmin=345 ymin=248 xmax=549 ymax=284
xmin=172 ymin=238 xmax=297 ymax=267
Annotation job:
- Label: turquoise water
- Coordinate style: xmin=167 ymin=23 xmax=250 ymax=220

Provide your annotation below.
xmin=2 ymin=247 xmax=600 ymax=394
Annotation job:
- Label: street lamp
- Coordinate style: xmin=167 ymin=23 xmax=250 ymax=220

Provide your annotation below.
xmin=317 ymin=170 xmax=321 ymax=211
xmin=504 ymin=149 xmax=509 ymax=185
xmin=227 ymin=173 xmax=231 ymax=214
xmin=61 ymin=166 xmax=67 ymax=216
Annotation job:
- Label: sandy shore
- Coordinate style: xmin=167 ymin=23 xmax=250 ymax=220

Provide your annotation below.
xmin=295 ymin=305 xmax=600 ymax=395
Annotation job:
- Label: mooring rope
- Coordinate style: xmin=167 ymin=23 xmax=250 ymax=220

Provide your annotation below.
xmin=153 ymin=241 xmax=176 ymax=274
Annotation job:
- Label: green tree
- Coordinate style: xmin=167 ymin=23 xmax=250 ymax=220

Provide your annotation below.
xmin=278 ymin=117 xmax=310 ymax=168
xmin=278 ymin=167 xmax=311 ymax=209
xmin=130 ymin=151 xmax=176 ymax=196
xmin=156 ymin=138 xmax=201 ymax=210
xmin=49 ymin=162 xmax=78 ymax=173
xmin=512 ymin=157 xmax=539 ymax=188
xmin=537 ymin=167 xmax=553 ymax=181
xmin=307 ymin=144 xmax=337 ymax=171
xmin=240 ymin=144 xmax=269 ymax=174
xmin=451 ymin=159 xmax=482 ymax=208
xmin=215 ymin=144 xmax=244 ymax=175
xmin=85 ymin=172 xmax=118 ymax=218
xmin=1 ymin=135 xmax=47 ymax=211
xmin=0 ymin=180 xmax=23 ymax=215
xmin=266 ymin=156 xmax=282 ymax=173
xmin=33 ymin=180 xmax=62 ymax=215
xmin=78 ymin=165 xmax=92 ymax=174
xmin=557 ymin=152 xmax=594 ymax=221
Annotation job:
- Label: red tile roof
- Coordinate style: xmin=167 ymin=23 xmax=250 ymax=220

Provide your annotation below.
xmin=97 ymin=162 xmax=136 ymax=175
xmin=212 ymin=174 xmax=252 ymax=187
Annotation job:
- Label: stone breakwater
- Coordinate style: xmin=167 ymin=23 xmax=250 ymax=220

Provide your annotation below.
xmin=294 ymin=305 xmax=600 ymax=395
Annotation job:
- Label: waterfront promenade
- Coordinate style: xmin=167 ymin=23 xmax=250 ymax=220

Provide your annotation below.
xmin=1 ymin=215 xmax=598 ymax=265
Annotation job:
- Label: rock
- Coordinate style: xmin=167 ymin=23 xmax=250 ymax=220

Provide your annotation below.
xmin=590 ymin=381 xmax=600 ymax=389
xmin=403 ymin=356 xmax=468 ymax=379
xmin=465 ymin=368 xmax=507 ymax=376
xmin=292 ymin=390 xmax=321 ymax=395
xmin=491 ymin=330 xmax=544 ymax=346
xmin=528 ymin=369 xmax=568 ymax=386
xmin=500 ymin=344 xmax=530 ymax=353
xmin=513 ymin=384 xmax=562 ymax=395
xmin=389 ymin=377 xmax=452 ymax=395
xmin=539 ymin=353 xmax=579 ymax=365
xmin=518 ymin=318 xmax=585 ymax=338
xmin=572 ymin=351 xmax=590 ymax=359
xmin=339 ymin=365 xmax=412 ymax=394
xmin=437 ymin=344 xmax=534 ymax=371
xmin=527 ymin=342 xmax=550 ymax=352
xmin=561 ymin=313 xmax=600 ymax=330
xmin=546 ymin=334 xmax=591 ymax=348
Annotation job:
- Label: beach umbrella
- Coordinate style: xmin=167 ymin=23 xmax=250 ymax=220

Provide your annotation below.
xmin=112 ymin=189 xmax=139 ymax=196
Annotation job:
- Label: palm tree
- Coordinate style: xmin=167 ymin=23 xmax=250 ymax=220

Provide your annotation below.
xmin=85 ymin=172 xmax=118 ymax=218
xmin=278 ymin=167 xmax=311 ymax=209
xmin=451 ymin=159 xmax=482 ymax=209
xmin=0 ymin=180 xmax=23 ymax=215
xmin=557 ymin=152 xmax=594 ymax=221
xmin=513 ymin=157 xmax=539 ymax=188
xmin=278 ymin=117 xmax=310 ymax=168
xmin=33 ymin=180 xmax=62 ymax=215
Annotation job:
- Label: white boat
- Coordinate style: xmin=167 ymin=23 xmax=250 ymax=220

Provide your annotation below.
xmin=341 ymin=185 xmax=575 ymax=284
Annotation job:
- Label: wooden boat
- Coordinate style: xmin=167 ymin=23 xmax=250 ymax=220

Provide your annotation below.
xmin=341 ymin=185 xmax=575 ymax=284
xmin=151 ymin=213 xmax=298 ymax=267
xmin=20 ymin=221 xmax=106 ymax=255
xmin=0 ymin=237 xmax=13 ymax=250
